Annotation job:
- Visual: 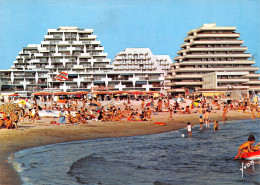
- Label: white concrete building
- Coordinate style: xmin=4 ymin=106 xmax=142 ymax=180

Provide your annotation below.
xmin=0 ymin=26 xmax=113 ymax=92
xmin=0 ymin=28 xmax=172 ymax=93
xmin=111 ymin=48 xmax=172 ymax=92
xmin=166 ymin=23 xmax=260 ymax=94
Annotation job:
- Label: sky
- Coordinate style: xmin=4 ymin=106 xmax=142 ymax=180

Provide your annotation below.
xmin=0 ymin=0 xmax=259 ymax=69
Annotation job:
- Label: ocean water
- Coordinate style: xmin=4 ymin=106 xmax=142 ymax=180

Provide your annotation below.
xmin=11 ymin=119 xmax=260 ymax=185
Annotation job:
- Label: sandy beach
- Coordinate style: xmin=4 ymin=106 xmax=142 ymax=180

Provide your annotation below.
xmin=0 ymin=108 xmax=253 ymax=185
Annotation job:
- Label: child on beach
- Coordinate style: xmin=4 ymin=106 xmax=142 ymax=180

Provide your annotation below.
xmin=213 ymin=120 xmax=219 ymax=131
xmin=5 ymin=117 xmax=14 ymax=129
xmin=235 ymin=135 xmax=260 ymax=159
xmin=187 ymin=122 xmax=192 ymax=138
xmin=168 ymin=107 xmax=173 ymax=120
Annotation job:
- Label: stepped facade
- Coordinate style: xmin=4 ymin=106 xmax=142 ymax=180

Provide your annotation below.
xmin=111 ymin=48 xmax=171 ymax=91
xmin=0 ymin=27 xmax=172 ymax=93
xmin=165 ymin=23 xmax=260 ymax=94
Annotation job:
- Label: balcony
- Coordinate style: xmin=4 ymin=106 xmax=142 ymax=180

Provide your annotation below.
xmin=95 ymin=47 xmax=104 ymax=50
xmin=78 ymin=29 xmax=93 ymax=33
xmin=185 ymin=53 xmax=251 ymax=58
xmin=171 ymin=81 xmax=203 ymax=86
xmin=34 ymin=53 xmax=44 ymax=57
xmin=188 ymin=46 xmax=248 ymax=52
xmin=167 ymin=74 xmax=202 ymax=79
xmin=217 ymin=78 xmax=249 ymax=83
xmin=243 ymin=81 xmax=260 ymax=85
xmin=193 ymin=40 xmax=244 ymax=45
xmin=197 ymin=33 xmax=240 ymax=38
xmin=167 ymin=89 xmax=185 ymax=93
xmin=180 ymin=60 xmax=255 ymax=65
xmin=246 ymin=74 xmax=260 ymax=78
xmin=249 ymin=87 xmax=260 ymax=91
xmin=1 ymin=81 xmax=12 ymax=85
xmin=217 ymin=85 xmax=249 ymax=90
xmin=91 ymin=41 xmax=101 ymax=45
xmin=176 ymin=67 xmax=259 ymax=72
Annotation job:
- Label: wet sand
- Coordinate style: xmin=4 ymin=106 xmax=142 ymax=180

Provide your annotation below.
xmin=0 ymin=110 xmax=253 ymax=185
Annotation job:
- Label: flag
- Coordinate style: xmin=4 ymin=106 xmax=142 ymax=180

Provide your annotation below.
xmin=56 ymin=72 xmax=68 ymax=81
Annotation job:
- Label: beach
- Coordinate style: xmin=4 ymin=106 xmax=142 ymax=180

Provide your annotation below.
xmin=0 ymin=109 xmax=253 ymax=185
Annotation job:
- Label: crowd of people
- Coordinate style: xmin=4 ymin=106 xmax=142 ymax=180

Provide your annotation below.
xmin=0 ymin=94 xmax=259 ymax=133
xmin=1 ymin=93 xmax=260 ymax=160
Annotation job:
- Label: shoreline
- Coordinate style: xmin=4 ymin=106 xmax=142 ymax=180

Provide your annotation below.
xmin=0 ymin=110 xmax=253 ymax=185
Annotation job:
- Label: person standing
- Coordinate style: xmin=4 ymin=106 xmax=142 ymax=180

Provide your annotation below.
xmin=13 ymin=112 xmax=19 ymax=130
xmin=187 ymin=122 xmax=192 ymax=138
xmin=204 ymin=110 xmax=210 ymax=128
xmin=168 ymin=107 xmax=174 ymax=120
xmin=199 ymin=115 xmax=204 ymax=130
xmin=59 ymin=109 xmax=66 ymax=124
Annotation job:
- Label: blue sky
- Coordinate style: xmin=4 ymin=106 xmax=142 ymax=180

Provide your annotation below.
xmin=0 ymin=0 xmax=259 ymax=69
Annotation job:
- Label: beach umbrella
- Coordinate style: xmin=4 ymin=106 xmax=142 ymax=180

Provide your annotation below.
xmin=153 ymin=93 xmax=159 ymax=98
xmin=0 ymin=102 xmax=22 ymax=113
xmin=14 ymin=100 xmax=32 ymax=108
xmin=8 ymin=94 xmax=20 ymax=97
xmin=192 ymin=98 xmax=201 ymax=108
xmin=253 ymin=95 xmax=260 ymax=102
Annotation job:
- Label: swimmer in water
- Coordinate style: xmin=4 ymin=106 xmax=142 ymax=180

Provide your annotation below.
xmin=235 ymin=135 xmax=260 ymax=159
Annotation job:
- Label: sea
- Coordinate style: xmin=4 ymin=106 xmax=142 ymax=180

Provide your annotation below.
xmin=10 ymin=119 xmax=260 ymax=185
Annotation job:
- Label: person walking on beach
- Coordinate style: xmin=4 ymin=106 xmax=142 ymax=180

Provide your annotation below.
xmin=187 ymin=122 xmax=192 ymax=138
xmin=31 ymin=107 xmax=36 ymax=123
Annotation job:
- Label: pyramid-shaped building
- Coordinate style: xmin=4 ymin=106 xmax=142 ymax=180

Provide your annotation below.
xmin=165 ymin=23 xmax=260 ymax=95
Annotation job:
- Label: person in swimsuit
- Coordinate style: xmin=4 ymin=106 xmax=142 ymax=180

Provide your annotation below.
xmin=199 ymin=115 xmax=203 ymax=130
xmin=187 ymin=122 xmax=192 ymax=138
xmin=204 ymin=110 xmax=210 ymax=128
xmin=235 ymin=135 xmax=260 ymax=159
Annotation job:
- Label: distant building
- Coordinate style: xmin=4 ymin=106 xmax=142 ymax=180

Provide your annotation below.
xmin=111 ymin=48 xmax=172 ymax=92
xmin=166 ymin=23 xmax=260 ymax=94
